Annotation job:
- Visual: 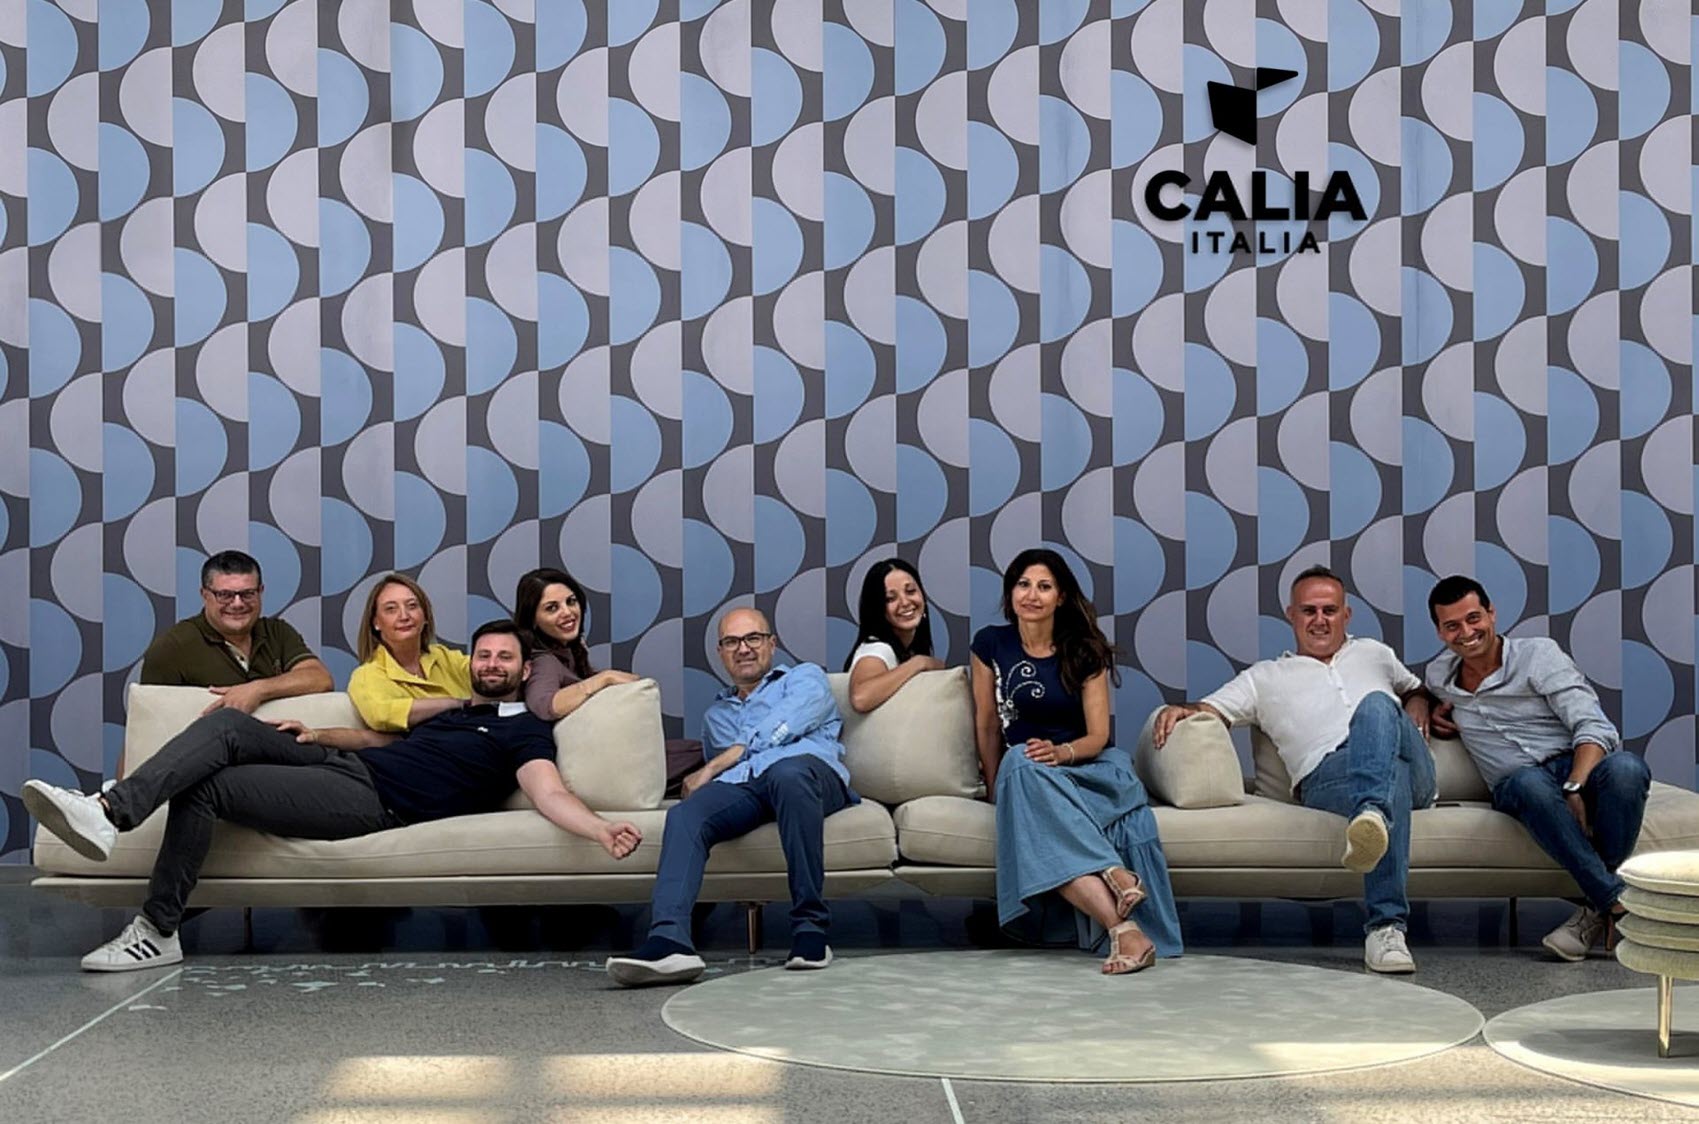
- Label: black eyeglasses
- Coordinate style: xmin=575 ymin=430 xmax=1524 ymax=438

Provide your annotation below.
xmin=717 ymin=631 xmax=773 ymax=652
xmin=205 ymin=587 xmax=262 ymax=605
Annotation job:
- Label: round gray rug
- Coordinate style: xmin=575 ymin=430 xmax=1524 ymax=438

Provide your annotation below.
xmin=661 ymin=950 xmax=1484 ymax=1082
xmin=1485 ymin=985 xmax=1699 ymax=1107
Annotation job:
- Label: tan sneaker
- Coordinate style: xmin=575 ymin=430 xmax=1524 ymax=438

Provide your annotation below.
xmin=1542 ymin=906 xmax=1607 ymax=962
xmin=1343 ymin=808 xmax=1389 ymax=873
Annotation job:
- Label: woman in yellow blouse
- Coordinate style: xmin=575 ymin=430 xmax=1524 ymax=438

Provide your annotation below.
xmin=347 ymin=573 xmax=472 ymax=731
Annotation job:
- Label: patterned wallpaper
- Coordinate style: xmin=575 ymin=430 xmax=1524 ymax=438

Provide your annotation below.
xmin=0 ymin=0 xmax=1694 ymax=862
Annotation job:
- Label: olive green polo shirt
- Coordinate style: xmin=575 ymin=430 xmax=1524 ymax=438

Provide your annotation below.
xmin=138 ymin=613 xmax=318 ymax=687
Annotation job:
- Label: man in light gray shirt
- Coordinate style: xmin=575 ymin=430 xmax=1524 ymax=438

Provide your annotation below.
xmin=1426 ymin=575 xmax=1651 ymax=962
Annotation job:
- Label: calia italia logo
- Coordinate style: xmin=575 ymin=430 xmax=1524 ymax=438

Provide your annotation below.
xmin=1142 ymin=68 xmax=1367 ymax=256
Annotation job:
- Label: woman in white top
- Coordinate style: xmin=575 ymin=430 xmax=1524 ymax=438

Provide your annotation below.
xmin=842 ymin=558 xmax=945 ymax=713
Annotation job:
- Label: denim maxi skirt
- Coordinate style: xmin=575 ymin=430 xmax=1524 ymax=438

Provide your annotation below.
xmin=994 ymin=744 xmax=1184 ymax=957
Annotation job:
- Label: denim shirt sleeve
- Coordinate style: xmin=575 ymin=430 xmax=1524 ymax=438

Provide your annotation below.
xmin=1528 ymin=643 xmax=1621 ymax=754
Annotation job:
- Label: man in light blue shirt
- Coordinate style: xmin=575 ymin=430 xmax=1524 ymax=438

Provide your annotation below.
xmin=606 ymin=607 xmax=854 ymax=987
xmin=1426 ymin=575 xmax=1650 ymax=962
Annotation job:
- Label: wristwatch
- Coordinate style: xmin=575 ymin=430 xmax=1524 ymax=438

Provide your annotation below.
xmin=1561 ymin=779 xmax=1584 ymax=795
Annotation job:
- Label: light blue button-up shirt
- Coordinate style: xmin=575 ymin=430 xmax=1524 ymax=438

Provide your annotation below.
xmin=1425 ymin=636 xmax=1621 ymax=788
xmin=703 ymin=662 xmax=855 ymax=796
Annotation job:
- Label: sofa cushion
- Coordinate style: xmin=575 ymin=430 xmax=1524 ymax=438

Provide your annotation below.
xmin=1132 ymin=711 xmax=1243 ymax=809
xmin=1622 ymin=887 xmax=1699 ymax=925
xmin=1615 ymin=937 xmax=1699 ymax=981
xmin=1616 ymin=914 xmax=1699 ymax=954
xmin=545 ymin=677 xmax=665 ymax=811
xmin=888 ymin=785 xmax=1699 ymax=874
xmin=830 ymin=668 xmax=984 ymax=805
xmin=1622 ymin=847 xmax=1699 ymax=897
xmin=124 ymin=686 xmax=365 ymax=773
xmin=894 ymin=795 xmax=995 ymax=866
xmin=1251 ymin=728 xmax=1489 ymax=804
xmin=32 ymin=800 xmax=897 ymax=878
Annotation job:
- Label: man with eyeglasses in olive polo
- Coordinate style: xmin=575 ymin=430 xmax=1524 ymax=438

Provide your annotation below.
xmin=606 ymin=606 xmax=856 ymax=987
xmin=140 ymin=550 xmax=333 ymax=713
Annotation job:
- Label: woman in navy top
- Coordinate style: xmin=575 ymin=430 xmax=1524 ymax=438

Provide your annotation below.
xmin=970 ymin=548 xmax=1182 ymax=974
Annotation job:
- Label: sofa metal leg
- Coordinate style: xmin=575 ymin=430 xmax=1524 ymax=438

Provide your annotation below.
xmin=1659 ymin=975 xmax=1674 ymax=1058
xmin=1506 ymin=897 xmax=1518 ymax=946
xmin=744 ymin=902 xmax=762 ymax=956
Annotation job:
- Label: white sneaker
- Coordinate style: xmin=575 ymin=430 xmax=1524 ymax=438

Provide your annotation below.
xmin=784 ymin=945 xmax=834 ymax=971
xmin=605 ymin=952 xmax=707 ymax=988
xmin=1542 ymin=905 xmax=1607 ymax=962
xmin=23 ymin=779 xmax=117 ymax=861
xmin=82 ymin=915 xmax=182 ymax=972
xmin=1365 ymin=926 xmax=1415 ymax=973
xmin=1342 ymin=808 xmax=1389 ymax=874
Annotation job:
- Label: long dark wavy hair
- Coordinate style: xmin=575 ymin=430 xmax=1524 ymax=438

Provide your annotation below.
xmin=513 ymin=567 xmax=594 ymax=680
xmin=1000 ymin=548 xmax=1121 ymax=694
xmin=842 ymin=558 xmax=935 ymax=670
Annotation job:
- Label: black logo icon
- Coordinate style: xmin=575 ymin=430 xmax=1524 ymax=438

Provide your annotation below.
xmin=1206 ymin=68 xmax=1299 ymax=144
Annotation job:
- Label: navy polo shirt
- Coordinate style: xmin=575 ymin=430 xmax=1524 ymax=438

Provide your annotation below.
xmin=359 ymin=704 xmax=557 ymax=825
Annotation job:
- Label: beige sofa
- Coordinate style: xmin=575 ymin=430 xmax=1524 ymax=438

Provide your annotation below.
xmin=32 ymin=673 xmax=1699 ymax=948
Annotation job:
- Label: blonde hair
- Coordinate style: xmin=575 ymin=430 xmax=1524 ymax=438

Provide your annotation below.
xmin=357 ymin=573 xmax=438 ymax=662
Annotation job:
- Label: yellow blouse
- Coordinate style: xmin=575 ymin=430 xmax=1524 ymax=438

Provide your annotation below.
xmin=347 ymin=643 xmax=473 ymax=732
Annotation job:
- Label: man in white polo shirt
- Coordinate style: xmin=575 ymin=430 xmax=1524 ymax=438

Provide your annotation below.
xmin=1151 ymin=565 xmax=1436 ymax=973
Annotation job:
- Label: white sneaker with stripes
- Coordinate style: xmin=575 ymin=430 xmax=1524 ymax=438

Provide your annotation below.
xmin=82 ymin=915 xmax=182 ymax=972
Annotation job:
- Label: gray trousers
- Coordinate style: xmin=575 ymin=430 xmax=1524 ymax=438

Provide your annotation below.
xmin=103 ymin=710 xmax=397 ymax=934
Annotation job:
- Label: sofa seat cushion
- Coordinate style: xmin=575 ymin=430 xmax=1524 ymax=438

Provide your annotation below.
xmin=890 ymin=790 xmax=1699 ymax=874
xmin=894 ymin=796 xmax=995 ymax=866
xmin=33 ymin=801 xmax=897 ymax=879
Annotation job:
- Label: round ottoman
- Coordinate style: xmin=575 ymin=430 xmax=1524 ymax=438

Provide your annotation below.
xmin=1617 ymin=851 xmax=1699 ymax=1057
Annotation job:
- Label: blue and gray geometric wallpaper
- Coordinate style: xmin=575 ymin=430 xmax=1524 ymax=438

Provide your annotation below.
xmin=0 ymin=0 xmax=1694 ymax=861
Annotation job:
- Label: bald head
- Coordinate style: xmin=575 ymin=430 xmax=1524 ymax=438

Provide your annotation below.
xmin=717 ymin=607 xmax=776 ymax=693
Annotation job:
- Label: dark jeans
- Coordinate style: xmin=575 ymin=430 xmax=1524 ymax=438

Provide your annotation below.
xmin=1298 ymin=693 xmax=1437 ymax=934
xmin=103 ymin=710 xmax=397 ymax=934
xmin=647 ymin=754 xmax=851 ymax=950
xmin=1492 ymin=750 xmax=1652 ymax=913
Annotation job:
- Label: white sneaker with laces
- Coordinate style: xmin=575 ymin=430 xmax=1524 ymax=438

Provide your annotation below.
xmin=1542 ymin=905 xmax=1606 ymax=962
xmin=1342 ymin=807 xmax=1389 ymax=874
xmin=1364 ymin=926 xmax=1415 ymax=973
xmin=23 ymin=779 xmax=117 ymax=861
xmin=82 ymin=915 xmax=182 ymax=972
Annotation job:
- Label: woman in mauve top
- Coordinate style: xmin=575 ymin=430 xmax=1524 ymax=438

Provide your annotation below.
xmin=514 ymin=567 xmax=702 ymax=798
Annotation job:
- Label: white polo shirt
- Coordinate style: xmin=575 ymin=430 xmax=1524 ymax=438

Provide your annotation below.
xmin=1202 ymin=636 xmax=1420 ymax=789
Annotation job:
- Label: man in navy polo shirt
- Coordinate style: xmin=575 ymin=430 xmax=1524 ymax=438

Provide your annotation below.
xmin=25 ymin=619 xmax=642 ymax=972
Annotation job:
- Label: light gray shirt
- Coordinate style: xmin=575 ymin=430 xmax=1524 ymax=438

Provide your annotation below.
xmin=1425 ymin=636 xmax=1620 ymax=787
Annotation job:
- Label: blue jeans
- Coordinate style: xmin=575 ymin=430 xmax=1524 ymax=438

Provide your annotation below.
xmin=1491 ymin=750 xmax=1652 ymax=913
xmin=1298 ymin=693 xmax=1437 ymax=933
xmin=648 ymin=754 xmax=851 ymax=950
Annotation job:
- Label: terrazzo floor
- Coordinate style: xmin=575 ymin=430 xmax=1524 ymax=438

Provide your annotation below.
xmin=3 ymin=870 xmax=1696 ymax=1123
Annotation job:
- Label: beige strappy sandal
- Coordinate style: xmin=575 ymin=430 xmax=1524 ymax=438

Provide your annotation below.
xmin=1103 ymin=920 xmax=1156 ymax=975
xmin=1100 ymin=865 xmax=1146 ymax=920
